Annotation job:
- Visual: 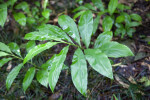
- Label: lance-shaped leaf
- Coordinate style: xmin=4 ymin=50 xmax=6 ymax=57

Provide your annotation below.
xmin=26 ymin=41 xmax=36 ymax=52
xmin=6 ymin=63 xmax=23 ymax=90
xmin=108 ymin=0 xmax=118 ymax=15
xmin=0 ymin=52 xmax=10 ymax=57
xmin=130 ymin=14 xmax=142 ymax=22
xmin=92 ymin=0 xmax=104 ymax=11
xmin=0 ymin=3 xmax=7 ymax=27
xmin=23 ymin=67 xmax=35 ymax=92
xmin=92 ymin=13 xmax=101 ymax=35
xmin=99 ymin=41 xmax=134 ymax=58
xmin=102 ymin=16 xmax=113 ymax=31
xmin=0 ymin=42 xmax=11 ymax=53
xmin=73 ymin=11 xmax=85 ymax=20
xmin=78 ymin=10 xmax=93 ymax=48
xmin=13 ymin=12 xmax=26 ymax=26
xmin=0 ymin=58 xmax=12 ymax=67
xmin=73 ymin=6 xmax=88 ymax=12
xmin=23 ymin=42 xmax=58 ymax=64
xmin=94 ymin=31 xmax=113 ymax=48
xmin=85 ymin=49 xmax=113 ymax=79
xmin=58 ymin=15 xmax=81 ymax=46
xmin=84 ymin=3 xmax=95 ymax=11
xmin=8 ymin=42 xmax=21 ymax=57
xmin=37 ymin=24 xmax=73 ymax=43
xmin=48 ymin=46 xmax=69 ymax=92
xmin=71 ymin=48 xmax=87 ymax=96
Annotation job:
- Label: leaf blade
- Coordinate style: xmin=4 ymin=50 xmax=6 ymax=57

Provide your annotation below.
xmin=108 ymin=0 xmax=118 ymax=15
xmin=0 ymin=3 xmax=7 ymax=27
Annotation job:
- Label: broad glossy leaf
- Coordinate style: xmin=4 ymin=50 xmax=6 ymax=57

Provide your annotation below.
xmin=0 ymin=58 xmax=12 ymax=67
xmin=116 ymin=15 xmax=125 ymax=23
xmin=37 ymin=24 xmax=73 ymax=43
xmin=26 ymin=41 xmax=36 ymax=52
xmin=71 ymin=48 xmax=87 ymax=96
xmin=0 ymin=42 xmax=11 ymax=53
xmin=78 ymin=10 xmax=93 ymax=48
xmin=13 ymin=12 xmax=26 ymax=26
xmin=94 ymin=31 xmax=113 ymax=48
xmin=23 ymin=42 xmax=58 ymax=64
xmin=48 ymin=46 xmax=69 ymax=92
xmin=0 ymin=52 xmax=9 ymax=57
xmin=99 ymin=41 xmax=134 ymax=58
xmin=15 ymin=1 xmax=30 ymax=13
xmin=6 ymin=63 xmax=23 ymax=90
xmin=130 ymin=14 xmax=142 ymax=21
xmin=92 ymin=13 xmax=101 ymax=35
xmin=58 ymin=15 xmax=81 ymax=46
xmin=84 ymin=49 xmax=113 ymax=79
xmin=8 ymin=42 xmax=21 ymax=57
xmin=0 ymin=3 xmax=7 ymax=27
xmin=23 ymin=67 xmax=35 ymax=92
xmin=102 ymin=16 xmax=113 ymax=31
xmin=92 ymin=0 xmax=104 ymax=11
xmin=42 ymin=9 xmax=51 ymax=19
xmin=73 ymin=11 xmax=85 ymax=20
xmin=108 ymin=0 xmax=118 ymax=15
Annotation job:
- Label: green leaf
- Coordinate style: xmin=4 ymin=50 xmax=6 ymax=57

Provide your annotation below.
xmin=73 ymin=11 xmax=85 ymax=20
xmin=94 ymin=31 xmax=113 ymax=48
xmin=0 ymin=42 xmax=11 ymax=53
xmin=116 ymin=15 xmax=125 ymax=23
xmin=23 ymin=67 xmax=35 ymax=92
xmin=102 ymin=16 xmax=113 ymax=31
xmin=0 ymin=3 xmax=7 ymax=27
xmin=84 ymin=3 xmax=95 ymax=11
xmin=6 ymin=0 xmax=17 ymax=6
xmin=13 ymin=12 xmax=26 ymax=26
xmin=117 ymin=4 xmax=131 ymax=11
xmin=27 ymin=17 xmax=36 ymax=25
xmin=129 ymin=22 xmax=141 ymax=27
xmin=78 ymin=10 xmax=93 ymax=48
xmin=48 ymin=46 xmax=69 ymax=92
xmin=127 ymin=28 xmax=136 ymax=37
xmin=15 ymin=1 xmax=30 ymax=13
xmin=43 ymin=0 xmax=48 ymax=9
xmin=92 ymin=0 xmax=104 ymax=11
xmin=26 ymin=41 xmax=36 ymax=52
xmin=71 ymin=48 xmax=87 ymax=96
xmin=37 ymin=24 xmax=73 ymax=43
xmin=23 ymin=42 xmax=58 ymax=64
xmin=130 ymin=14 xmax=142 ymax=21
xmin=58 ymin=15 xmax=81 ymax=46
xmin=0 ymin=58 xmax=12 ymax=67
xmin=84 ymin=49 xmax=113 ymax=79
xmin=8 ymin=42 xmax=21 ymax=57
xmin=99 ymin=41 xmax=134 ymax=58
xmin=0 ymin=51 xmax=10 ymax=57
xmin=6 ymin=63 xmax=23 ymax=90
xmin=121 ymin=12 xmax=131 ymax=27
xmin=92 ymin=13 xmax=101 ymax=35
xmin=108 ymin=0 xmax=118 ymax=15
xmin=73 ymin=6 xmax=88 ymax=12
xmin=42 ymin=9 xmax=51 ymax=19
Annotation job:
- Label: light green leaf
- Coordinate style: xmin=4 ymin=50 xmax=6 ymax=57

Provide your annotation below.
xmin=58 ymin=15 xmax=81 ymax=46
xmin=129 ymin=22 xmax=141 ymax=27
xmin=26 ymin=41 xmax=36 ymax=52
xmin=99 ymin=41 xmax=134 ymax=58
xmin=0 ymin=42 xmax=11 ymax=53
xmin=6 ymin=63 xmax=23 ymax=90
xmin=71 ymin=48 xmax=87 ymax=96
xmin=78 ymin=10 xmax=93 ymax=48
xmin=73 ymin=11 xmax=85 ymax=20
xmin=48 ymin=46 xmax=69 ymax=92
xmin=84 ymin=49 xmax=113 ymax=79
xmin=23 ymin=67 xmax=35 ymax=92
xmin=0 ymin=58 xmax=12 ymax=67
xmin=42 ymin=9 xmax=51 ymax=19
xmin=43 ymin=0 xmax=48 ymax=9
xmin=130 ymin=14 xmax=142 ymax=21
xmin=92 ymin=0 xmax=104 ymax=11
xmin=13 ymin=12 xmax=26 ymax=26
xmin=108 ymin=0 xmax=118 ymax=15
xmin=0 ymin=3 xmax=7 ymax=27
xmin=116 ymin=15 xmax=125 ymax=23
xmin=94 ymin=31 xmax=113 ymax=48
xmin=0 ymin=52 xmax=10 ymax=57
xmin=102 ymin=16 xmax=113 ymax=31
xmin=8 ymin=42 xmax=21 ymax=57
xmin=84 ymin=3 xmax=95 ymax=11
xmin=15 ymin=1 xmax=30 ymax=13
xmin=37 ymin=24 xmax=73 ymax=43
xmin=23 ymin=42 xmax=58 ymax=64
